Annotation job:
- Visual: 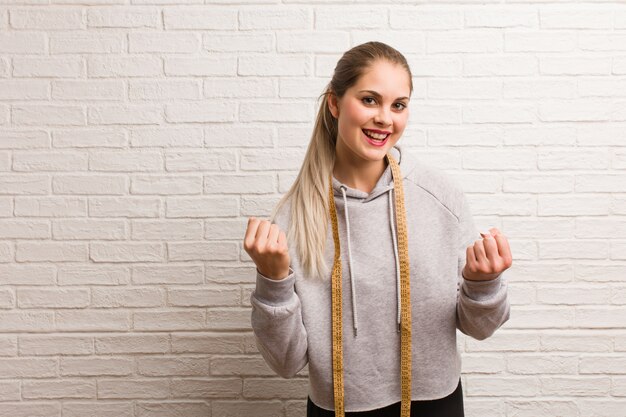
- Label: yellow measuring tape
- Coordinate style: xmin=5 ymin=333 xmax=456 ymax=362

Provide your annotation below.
xmin=328 ymin=151 xmax=412 ymax=416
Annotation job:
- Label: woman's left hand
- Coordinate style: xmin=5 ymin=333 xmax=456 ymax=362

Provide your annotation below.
xmin=462 ymin=227 xmax=513 ymax=281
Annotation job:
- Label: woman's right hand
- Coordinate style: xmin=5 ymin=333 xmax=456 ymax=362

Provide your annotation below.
xmin=243 ymin=217 xmax=291 ymax=281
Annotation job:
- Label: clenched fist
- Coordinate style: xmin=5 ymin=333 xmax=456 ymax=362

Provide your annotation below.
xmin=462 ymin=227 xmax=513 ymax=282
xmin=243 ymin=217 xmax=291 ymax=281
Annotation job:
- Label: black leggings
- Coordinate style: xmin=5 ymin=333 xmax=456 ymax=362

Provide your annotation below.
xmin=307 ymin=378 xmax=464 ymax=417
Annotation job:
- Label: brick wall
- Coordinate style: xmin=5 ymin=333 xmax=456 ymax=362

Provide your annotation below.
xmin=0 ymin=1 xmax=625 ymax=416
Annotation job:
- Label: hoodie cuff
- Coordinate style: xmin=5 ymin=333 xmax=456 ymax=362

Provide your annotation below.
xmin=462 ymin=273 xmax=503 ymax=302
xmin=254 ymin=267 xmax=296 ymax=306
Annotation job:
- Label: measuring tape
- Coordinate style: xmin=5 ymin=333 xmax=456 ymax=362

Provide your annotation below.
xmin=328 ymin=151 xmax=412 ymax=416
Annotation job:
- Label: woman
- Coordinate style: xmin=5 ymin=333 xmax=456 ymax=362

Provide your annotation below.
xmin=243 ymin=41 xmax=512 ymax=417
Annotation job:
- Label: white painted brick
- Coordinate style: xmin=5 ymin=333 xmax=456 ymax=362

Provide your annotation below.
xmin=19 ymin=335 xmax=93 ymax=355
xmin=541 ymin=333 xmax=612 ymax=352
xmin=172 ymin=378 xmax=241 ymax=398
xmin=0 ymin=80 xmax=48 ymax=100
xmin=428 ymin=79 xmax=500 ymax=99
xmin=240 ymin=7 xmax=311 ymax=30
xmin=0 ymin=381 xmax=19 ymax=401
xmin=0 ymin=288 xmax=14 ymax=308
xmin=206 ymin=78 xmax=275 ymax=99
xmin=213 ymin=401 xmax=282 ymax=417
xmin=0 ymin=32 xmax=45 ymax=53
xmin=540 ymin=56 xmax=611 ymax=75
xmin=87 ymin=7 xmax=158 ymax=28
xmin=576 ymin=307 xmax=626 ymax=328
xmin=131 ymin=219 xmax=202 ymax=240
xmin=464 ymin=55 xmax=536 ymax=76
xmin=129 ymin=33 xmax=199 ymax=53
xmin=137 ymin=356 xmax=209 ymax=376
xmin=539 ymin=196 xmax=608 ymax=216
xmin=13 ymin=56 xmax=85 ymax=78
xmin=165 ymin=56 xmax=236 ymax=76
xmin=13 ymin=151 xmax=87 ymax=172
xmin=131 ymin=175 xmax=201 ymax=195
xmin=506 ymin=32 xmax=576 ymax=52
xmin=130 ymin=127 xmax=203 ymax=147
xmin=277 ymin=31 xmax=349 ymax=53
xmin=239 ymin=54 xmax=309 ymax=76
xmin=89 ymin=150 xmax=162 ymax=171
xmin=576 ymin=264 xmax=625 ymax=282
xmin=465 ymin=6 xmax=537 ymax=28
xmin=463 ymin=104 xmax=535 ymax=123
xmin=163 ymin=7 xmax=236 ymax=30
xmin=243 ymin=378 xmax=307 ymax=399
xmin=505 ymin=400 xmax=578 ymax=417
xmin=10 ymin=8 xmax=83 ymax=29
xmin=90 ymin=242 xmax=163 ymax=262
xmin=0 ymin=219 xmax=48 ymax=238
xmin=461 ymin=354 xmax=506 ymax=373
xmin=135 ymin=402 xmax=210 ymax=417
xmin=537 ymin=285 xmax=611 ymax=305
xmin=506 ymin=306 xmax=575 ymax=329
xmin=540 ymin=7 xmax=613 ymax=29
xmin=613 ymin=377 xmax=626 ymax=396
xmin=505 ymin=126 xmax=576 ymax=146
xmin=0 ymin=57 xmax=8 ymax=77
xmin=429 ymin=32 xmax=501 ymax=53
xmin=0 ymin=104 xmax=7 ymax=125
xmin=204 ymin=174 xmax=274 ymax=194
xmin=0 ymin=358 xmax=57 ymax=378
xmin=0 ymin=403 xmax=60 ymax=417
xmin=316 ymin=7 xmax=387 ymax=30
xmin=56 ymin=310 xmax=129 ymax=331
xmin=22 ymin=379 xmax=96 ymax=399
xmin=129 ymin=80 xmax=200 ymax=100
xmin=538 ymin=149 xmax=608 ymax=170
xmin=13 ymin=105 xmax=86 ymax=126
xmin=58 ymin=265 xmax=130 ymax=286
xmin=578 ymin=399 xmax=626 ymax=416
xmin=133 ymin=310 xmax=205 ymax=331
xmin=0 ymin=130 xmax=49 ymax=148
xmin=54 ymin=128 xmax=126 ymax=148
xmin=171 ymin=333 xmax=249 ymax=354
xmin=52 ymin=174 xmax=126 ymax=195
xmin=540 ymin=376 xmax=610 ymax=396
xmin=17 ymin=288 xmax=90 ymax=308
xmin=89 ymin=197 xmax=160 ymax=218
xmin=0 ymin=336 xmax=17 ymax=356
xmin=60 ymin=357 xmax=133 ymax=376
xmin=616 ymin=57 xmax=626 ymax=75
xmin=16 ymin=242 xmax=88 ymax=262
xmin=240 ymin=149 xmax=305 ymax=171
xmin=211 ymin=356 xmax=275 ymax=376
xmin=168 ymin=287 xmax=240 ymax=307
xmin=165 ymin=150 xmax=236 ymax=172
xmin=507 ymin=354 xmax=578 ymax=374
xmin=91 ymin=287 xmax=164 ymax=307
xmin=98 ymin=379 xmax=170 ymax=399
xmin=577 ymin=174 xmax=626 ymax=193
xmin=206 ymin=308 xmax=250 ymax=330
xmin=168 ymin=242 xmax=238 ymax=262
xmin=95 ymin=334 xmax=169 ymax=354
xmin=0 ymin=265 xmax=55 ymax=285
xmin=63 ymin=402 xmax=133 ymax=417
xmin=503 ymin=79 xmax=576 ymax=99
xmin=132 ymin=265 xmax=204 ymax=285
xmin=580 ymin=33 xmax=626 ymax=51
xmin=465 ymin=376 xmax=538 ymax=396
xmin=204 ymin=32 xmax=273 ymax=52
xmin=132 ymin=0 xmax=201 ymax=3
xmin=50 ymin=33 xmax=124 ymax=53
xmin=577 ymin=219 xmax=626 ymax=239
xmin=580 ymin=355 xmax=626 ymax=374
xmin=166 ymin=197 xmax=237 ymax=218
xmin=503 ymin=175 xmax=574 ymax=194
xmin=165 ymin=102 xmax=236 ymax=123
xmin=52 ymin=80 xmax=124 ymax=100
xmin=88 ymin=55 xmax=162 ymax=77
xmin=88 ymin=105 xmax=161 ymax=125
xmin=390 ymin=7 xmax=461 ymax=30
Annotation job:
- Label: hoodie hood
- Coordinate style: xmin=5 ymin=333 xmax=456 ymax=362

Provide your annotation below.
xmin=330 ymin=143 xmax=418 ymax=336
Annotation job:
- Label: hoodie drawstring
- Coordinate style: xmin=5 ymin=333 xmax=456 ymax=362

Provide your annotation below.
xmin=340 ymin=185 xmax=359 ymax=337
xmin=388 ymin=188 xmax=402 ymax=333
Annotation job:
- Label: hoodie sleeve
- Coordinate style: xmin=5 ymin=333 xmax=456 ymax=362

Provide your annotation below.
xmin=455 ymin=190 xmax=511 ymax=341
xmin=250 ymin=264 xmax=309 ymax=378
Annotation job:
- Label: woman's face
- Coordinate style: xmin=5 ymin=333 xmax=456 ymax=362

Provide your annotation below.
xmin=328 ymin=60 xmax=411 ymax=165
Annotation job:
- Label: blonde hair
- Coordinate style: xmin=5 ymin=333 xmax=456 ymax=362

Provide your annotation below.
xmin=270 ymin=41 xmax=414 ymax=281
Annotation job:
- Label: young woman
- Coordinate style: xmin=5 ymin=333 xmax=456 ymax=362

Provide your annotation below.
xmin=243 ymin=41 xmax=512 ymax=417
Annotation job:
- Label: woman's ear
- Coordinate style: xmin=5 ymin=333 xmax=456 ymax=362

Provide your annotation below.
xmin=328 ymin=93 xmax=339 ymax=119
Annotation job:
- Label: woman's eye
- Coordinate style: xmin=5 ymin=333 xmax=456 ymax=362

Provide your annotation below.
xmin=363 ymin=97 xmax=406 ymax=110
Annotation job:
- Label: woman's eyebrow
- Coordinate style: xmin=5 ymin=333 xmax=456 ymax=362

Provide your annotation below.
xmin=359 ymin=90 xmax=409 ymax=101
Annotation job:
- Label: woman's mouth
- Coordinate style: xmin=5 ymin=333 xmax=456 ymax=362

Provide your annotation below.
xmin=362 ymin=129 xmax=390 ymax=147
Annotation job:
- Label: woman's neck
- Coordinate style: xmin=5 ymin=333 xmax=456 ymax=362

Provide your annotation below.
xmin=332 ymin=156 xmax=388 ymax=194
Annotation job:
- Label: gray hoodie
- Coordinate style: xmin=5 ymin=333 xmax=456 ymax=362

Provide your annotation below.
xmin=250 ymin=143 xmax=510 ymax=412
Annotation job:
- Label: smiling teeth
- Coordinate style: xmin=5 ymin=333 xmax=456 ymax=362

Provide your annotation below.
xmin=364 ymin=129 xmax=388 ymax=140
